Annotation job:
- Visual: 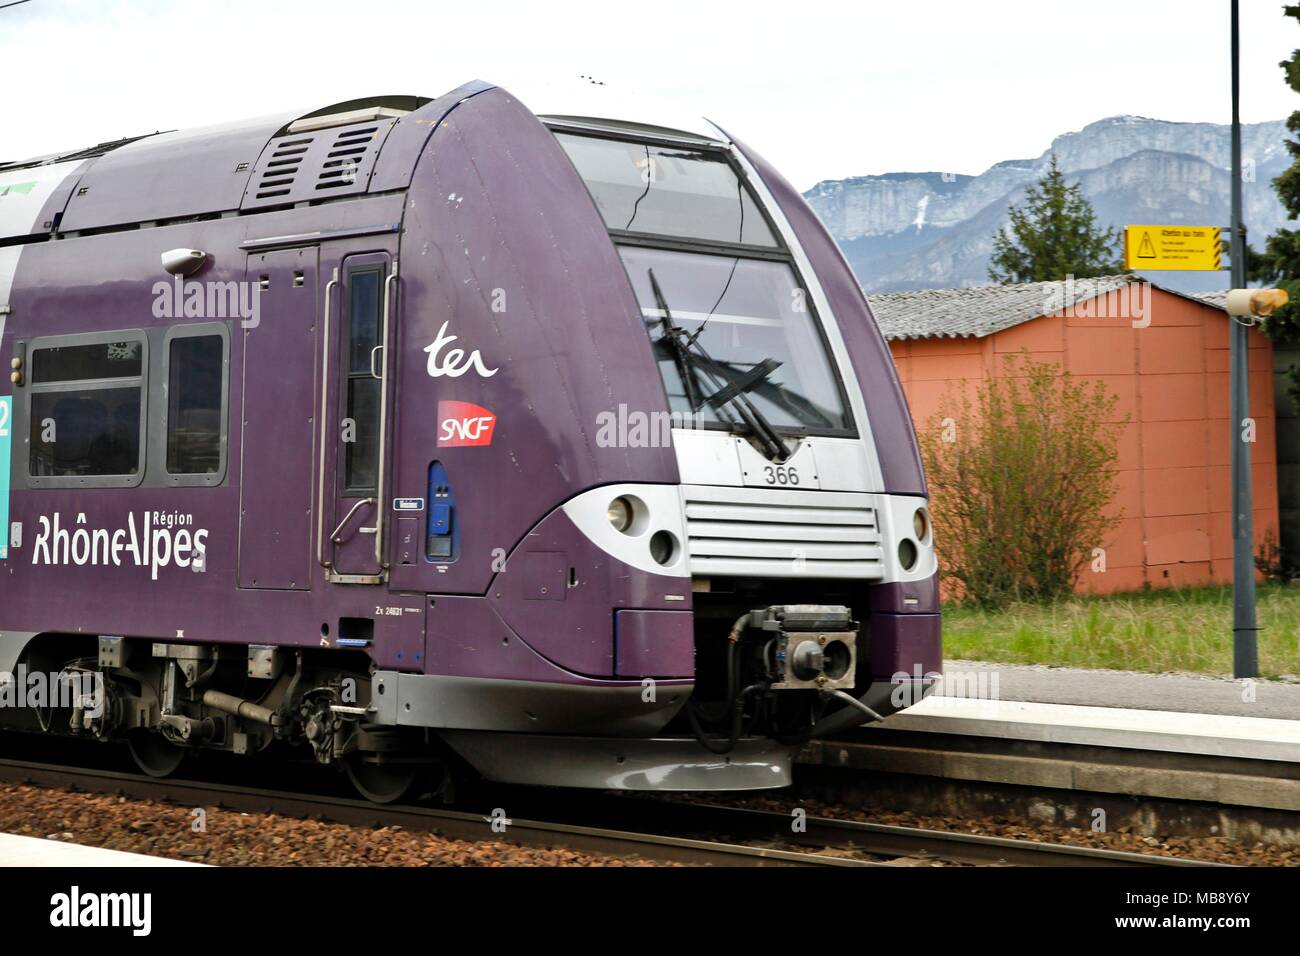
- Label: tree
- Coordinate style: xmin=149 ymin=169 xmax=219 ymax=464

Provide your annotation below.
xmin=1248 ymin=5 xmax=1300 ymax=403
xmin=988 ymin=153 xmax=1125 ymax=283
xmin=918 ymin=353 xmax=1126 ymax=608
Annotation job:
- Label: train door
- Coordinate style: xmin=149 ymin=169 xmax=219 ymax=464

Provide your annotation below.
xmin=238 ymin=247 xmax=319 ymax=590
xmin=318 ymin=250 xmax=397 ymax=584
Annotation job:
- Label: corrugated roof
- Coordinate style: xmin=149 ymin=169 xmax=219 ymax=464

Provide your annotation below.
xmin=868 ymin=276 xmax=1234 ymax=340
xmin=867 ymin=275 xmax=1135 ymax=340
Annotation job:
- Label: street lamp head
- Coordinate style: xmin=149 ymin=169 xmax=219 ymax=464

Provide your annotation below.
xmin=1225 ymin=287 xmax=1289 ymax=318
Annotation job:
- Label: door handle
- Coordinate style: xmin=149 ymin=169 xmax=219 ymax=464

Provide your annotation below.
xmin=370 ymin=345 xmax=384 ymax=380
xmin=330 ymin=498 xmax=376 ymax=544
xmin=373 ymin=261 xmax=398 ymax=568
xmin=316 ymin=267 xmax=339 ymax=570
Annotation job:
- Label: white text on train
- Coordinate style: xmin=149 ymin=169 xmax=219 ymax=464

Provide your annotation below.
xmin=424 ymin=321 xmax=499 ymax=378
xmin=31 ymin=512 xmax=209 ymax=581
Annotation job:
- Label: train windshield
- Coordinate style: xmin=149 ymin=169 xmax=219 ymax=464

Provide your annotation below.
xmin=619 ymin=246 xmax=850 ymax=432
xmin=554 ymin=133 xmax=778 ymax=247
xmin=555 ymin=131 xmax=853 ymax=436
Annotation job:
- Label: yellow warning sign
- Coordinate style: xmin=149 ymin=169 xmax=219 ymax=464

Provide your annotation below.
xmin=1123 ymin=224 xmax=1222 ymax=271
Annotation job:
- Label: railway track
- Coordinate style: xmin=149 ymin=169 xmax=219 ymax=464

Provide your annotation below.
xmin=593 ymin=797 xmax=1225 ymax=866
xmin=0 ymin=757 xmax=1223 ymax=867
xmin=0 ymin=757 xmax=860 ymax=867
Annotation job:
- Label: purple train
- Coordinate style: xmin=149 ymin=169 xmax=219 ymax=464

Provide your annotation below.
xmin=0 ymin=83 xmax=940 ymax=801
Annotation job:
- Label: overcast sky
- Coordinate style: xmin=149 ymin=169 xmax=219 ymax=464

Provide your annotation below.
xmin=1 ymin=0 xmax=1297 ymax=189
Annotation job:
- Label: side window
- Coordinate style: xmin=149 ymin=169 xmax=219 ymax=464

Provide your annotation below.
xmin=166 ymin=333 xmax=225 ymax=475
xmin=344 ymin=269 xmax=382 ymax=494
xmin=29 ymin=337 xmax=145 ymax=481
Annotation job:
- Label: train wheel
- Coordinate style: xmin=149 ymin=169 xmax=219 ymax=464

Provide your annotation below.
xmin=127 ymin=731 xmax=188 ymax=778
xmin=344 ymin=754 xmax=419 ymax=804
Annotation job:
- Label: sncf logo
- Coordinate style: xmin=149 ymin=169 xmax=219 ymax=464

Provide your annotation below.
xmin=437 ymin=401 xmax=497 ymax=448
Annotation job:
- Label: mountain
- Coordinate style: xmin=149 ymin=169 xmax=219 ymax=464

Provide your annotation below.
xmin=803 ymin=116 xmax=1293 ymax=294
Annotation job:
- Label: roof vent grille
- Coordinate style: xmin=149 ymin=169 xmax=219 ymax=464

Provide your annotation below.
xmin=255 ymin=136 xmax=313 ymax=199
xmin=243 ymin=117 xmax=392 ymax=211
xmin=316 ymin=127 xmax=378 ymax=191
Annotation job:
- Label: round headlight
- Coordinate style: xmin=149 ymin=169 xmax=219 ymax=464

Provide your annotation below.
xmin=913 ymin=508 xmax=930 ymax=543
xmin=649 ymin=530 xmax=678 ymax=566
xmin=898 ymin=538 xmax=919 ymax=571
xmin=607 ymin=497 xmax=634 ymax=533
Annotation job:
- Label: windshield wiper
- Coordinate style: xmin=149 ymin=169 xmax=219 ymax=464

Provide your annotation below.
xmin=700 ymin=357 xmax=782 ymax=411
xmin=648 ymin=269 xmax=789 ymax=462
xmin=649 ymin=272 xmax=705 ymax=414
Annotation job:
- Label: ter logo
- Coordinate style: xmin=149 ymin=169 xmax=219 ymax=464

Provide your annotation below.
xmin=437 ymin=400 xmax=497 ymax=448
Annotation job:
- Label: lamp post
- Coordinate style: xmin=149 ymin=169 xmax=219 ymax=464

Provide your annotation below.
xmin=1228 ymin=0 xmax=1257 ymax=680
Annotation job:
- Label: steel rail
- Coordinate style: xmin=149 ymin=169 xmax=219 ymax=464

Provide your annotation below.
xmin=624 ymin=798 xmax=1224 ymax=867
xmin=0 ymin=757 xmax=1223 ymax=867
xmin=0 ymin=758 xmax=870 ymax=867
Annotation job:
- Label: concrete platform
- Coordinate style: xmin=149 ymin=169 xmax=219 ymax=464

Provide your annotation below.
xmin=801 ymin=724 xmax=1300 ymax=836
xmin=886 ymin=696 xmax=1300 ymax=763
xmin=799 ymin=678 xmax=1300 ymax=817
xmin=0 ymin=833 xmax=203 ymax=867
xmin=938 ymin=659 xmax=1300 ymax=720
xmin=798 ymin=661 xmax=1300 ymax=825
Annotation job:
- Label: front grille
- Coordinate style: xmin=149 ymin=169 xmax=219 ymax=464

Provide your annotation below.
xmin=681 ymin=485 xmax=885 ymax=579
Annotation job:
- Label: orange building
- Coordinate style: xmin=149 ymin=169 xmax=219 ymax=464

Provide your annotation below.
xmin=869 ymin=276 xmax=1278 ymax=594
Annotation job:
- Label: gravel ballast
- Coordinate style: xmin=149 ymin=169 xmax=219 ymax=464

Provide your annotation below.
xmin=0 ymin=783 xmax=664 ymax=867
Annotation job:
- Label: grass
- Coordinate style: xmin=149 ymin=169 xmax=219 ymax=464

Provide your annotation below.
xmin=941 ymin=583 xmax=1300 ymax=679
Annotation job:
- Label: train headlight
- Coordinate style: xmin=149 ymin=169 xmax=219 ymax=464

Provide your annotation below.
xmin=649 ymin=530 xmax=678 ymax=566
xmin=607 ymin=496 xmax=634 ymax=533
xmin=898 ymin=538 xmax=919 ymax=571
xmin=913 ymin=508 xmax=930 ymax=543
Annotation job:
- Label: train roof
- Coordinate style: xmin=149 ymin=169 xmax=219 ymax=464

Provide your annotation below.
xmin=0 ymin=89 xmax=476 ymax=242
xmin=0 ymin=82 xmax=726 ymax=244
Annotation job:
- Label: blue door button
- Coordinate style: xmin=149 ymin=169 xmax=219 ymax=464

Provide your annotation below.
xmin=430 ymin=503 xmax=452 ymax=535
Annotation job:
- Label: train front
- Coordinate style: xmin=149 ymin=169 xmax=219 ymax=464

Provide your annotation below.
xmin=391 ymin=86 xmax=940 ymax=791
xmin=550 ymin=113 xmax=945 ymax=754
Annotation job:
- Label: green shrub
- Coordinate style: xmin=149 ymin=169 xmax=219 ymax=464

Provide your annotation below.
xmin=919 ymin=351 xmax=1126 ymax=608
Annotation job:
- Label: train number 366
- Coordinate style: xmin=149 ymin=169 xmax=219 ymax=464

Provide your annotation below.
xmin=763 ymin=465 xmax=800 ymax=486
